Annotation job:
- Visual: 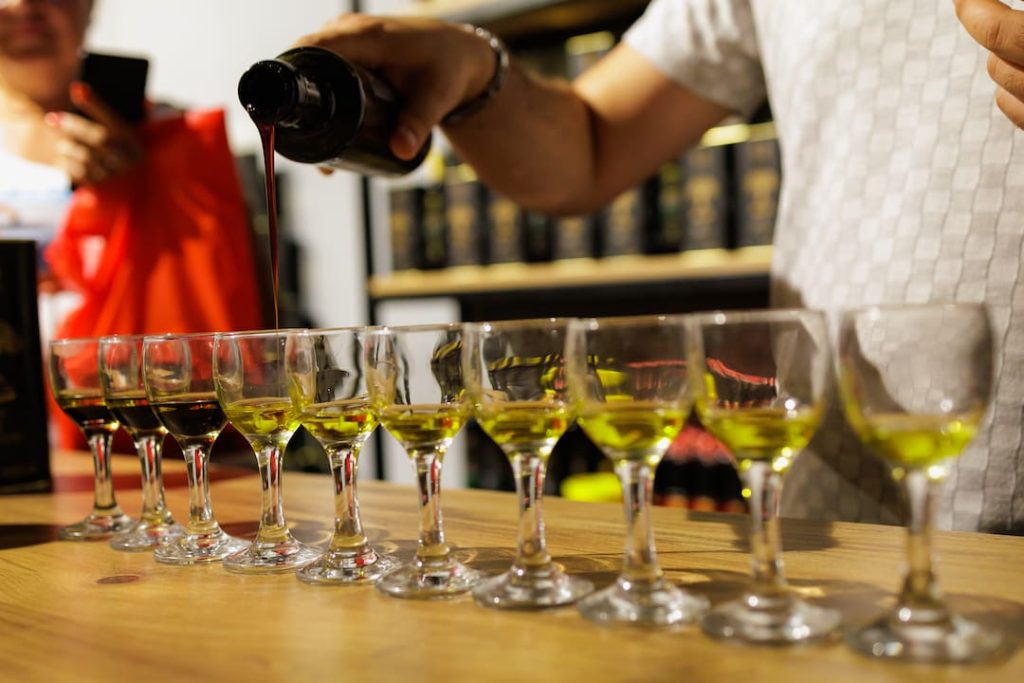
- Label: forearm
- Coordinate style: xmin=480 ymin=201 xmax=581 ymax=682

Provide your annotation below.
xmin=443 ymin=66 xmax=600 ymax=215
xmin=295 ymin=15 xmax=731 ymax=212
xmin=443 ymin=44 xmax=731 ymax=217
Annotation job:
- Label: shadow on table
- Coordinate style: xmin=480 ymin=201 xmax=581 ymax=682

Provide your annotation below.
xmin=659 ymin=567 xmax=1024 ymax=659
xmin=685 ymin=510 xmax=839 ymax=552
xmin=0 ymin=523 xmax=62 ymax=550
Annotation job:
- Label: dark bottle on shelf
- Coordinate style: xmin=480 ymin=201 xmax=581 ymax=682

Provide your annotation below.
xmin=238 ymin=46 xmax=430 ymax=176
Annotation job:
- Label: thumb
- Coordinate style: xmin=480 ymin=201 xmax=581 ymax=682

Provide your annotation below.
xmin=390 ymin=75 xmax=460 ymax=160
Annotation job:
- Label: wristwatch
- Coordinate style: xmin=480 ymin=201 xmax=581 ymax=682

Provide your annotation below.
xmin=442 ymin=25 xmax=510 ymax=126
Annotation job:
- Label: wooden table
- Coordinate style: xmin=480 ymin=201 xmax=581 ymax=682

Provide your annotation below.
xmin=1 ymin=451 xmax=1021 ymax=682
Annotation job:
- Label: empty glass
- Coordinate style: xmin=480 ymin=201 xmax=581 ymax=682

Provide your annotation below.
xmin=49 ymin=337 xmax=132 ymax=539
xmin=365 ymin=323 xmax=481 ymax=598
xmin=213 ymin=330 xmax=319 ymax=573
xmin=143 ymin=333 xmax=248 ymax=564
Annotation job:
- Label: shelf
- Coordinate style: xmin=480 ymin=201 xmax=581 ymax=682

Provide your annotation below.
xmin=400 ymin=0 xmax=650 ymax=41
xmin=369 ymin=245 xmax=773 ymax=299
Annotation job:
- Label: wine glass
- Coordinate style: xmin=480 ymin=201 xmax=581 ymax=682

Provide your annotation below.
xmin=287 ymin=327 xmax=398 ymax=584
xmin=566 ymin=315 xmax=709 ymax=626
xmin=143 ymin=333 xmax=248 ymax=564
xmin=49 ymin=337 xmax=133 ymax=539
xmin=691 ymin=308 xmax=840 ymax=643
xmin=99 ymin=335 xmax=182 ymax=550
xmin=213 ymin=329 xmax=319 ymax=574
xmin=364 ymin=323 xmax=481 ymax=598
xmin=463 ymin=318 xmax=594 ymax=609
xmin=838 ymin=303 xmax=1003 ymax=662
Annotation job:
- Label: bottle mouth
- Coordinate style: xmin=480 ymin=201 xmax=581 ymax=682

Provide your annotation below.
xmin=238 ymin=60 xmax=297 ymax=125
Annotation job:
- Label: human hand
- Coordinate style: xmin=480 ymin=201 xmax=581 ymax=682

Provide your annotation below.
xmin=294 ymin=14 xmax=497 ymax=160
xmin=44 ymin=82 xmax=144 ymax=186
xmin=955 ymin=0 xmax=1024 ymax=128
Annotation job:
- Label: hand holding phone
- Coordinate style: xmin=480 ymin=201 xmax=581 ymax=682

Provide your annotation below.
xmin=77 ymin=52 xmax=149 ymax=124
xmin=41 ymin=52 xmax=149 ymax=186
xmin=44 ymin=84 xmax=144 ymax=186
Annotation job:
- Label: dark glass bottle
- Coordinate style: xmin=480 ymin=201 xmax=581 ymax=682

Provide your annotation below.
xmin=238 ymin=46 xmax=430 ymax=176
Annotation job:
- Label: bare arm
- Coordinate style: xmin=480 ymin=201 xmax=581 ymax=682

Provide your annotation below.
xmin=297 ymin=15 xmax=732 ymax=215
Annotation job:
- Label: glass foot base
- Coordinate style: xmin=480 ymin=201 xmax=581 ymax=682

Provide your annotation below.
xmin=154 ymin=528 xmax=249 ymax=565
xmin=297 ymin=549 xmax=400 ymax=585
xmin=474 ymin=563 xmax=594 ymax=610
xmin=702 ymin=593 xmax=840 ymax=644
xmin=223 ymin=538 xmax=320 ymax=575
xmin=59 ymin=511 xmax=133 ymax=541
xmin=578 ymin=577 xmax=709 ymax=627
xmin=377 ymin=558 xmax=481 ymax=599
xmin=110 ymin=520 xmax=183 ymax=551
xmin=847 ymin=611 xmax=1003 ymax=663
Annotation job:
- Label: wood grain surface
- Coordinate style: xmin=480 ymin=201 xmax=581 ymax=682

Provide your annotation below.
xmin=0 ymin=451 xmax=1021 ymax=682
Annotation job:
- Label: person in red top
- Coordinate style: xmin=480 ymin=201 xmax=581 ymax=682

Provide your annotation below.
xmin=1 ymin=0 xmax=264 ymax=449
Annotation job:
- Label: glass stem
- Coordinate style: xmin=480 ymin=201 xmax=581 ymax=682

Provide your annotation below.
xmin=255 ymin=441 xmax=290 ymax=543
xmin=743 ymin=461 xmax=789 ymax=600
xmin=616 ymin=459 xmax=662 ymax=586
xmin=326 ymin=444 xmax=369 ymax=553
xmin=411 ymin=447 xmax=450 ymax=565
xmin=182 ymin=443 xmax=218 ymax=535
xmin=897 ymin=468 xmax=947 ymax=619
xmin=136 ymin=435 xmax=169 ymax=522
xmin=510 ymin=449 xmax=552 ymax=570
xmin=87 ymin=431 xmax=119 ymax=513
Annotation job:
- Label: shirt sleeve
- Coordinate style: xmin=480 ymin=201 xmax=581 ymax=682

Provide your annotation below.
xmin=623 ymin=0 xmax=767 ymax=118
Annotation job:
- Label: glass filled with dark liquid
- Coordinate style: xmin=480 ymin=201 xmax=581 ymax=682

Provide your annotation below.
xmin=142 ymin=333 xmax=248 ymax=565
xmin=99 ymin=335 xmax=183 ymax=550
xmin=48 ymin=337 xmax=133 ymax=540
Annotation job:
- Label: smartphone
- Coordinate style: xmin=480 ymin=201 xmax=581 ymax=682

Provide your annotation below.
xmin=77 ymin=52 xmax=149 ymax=123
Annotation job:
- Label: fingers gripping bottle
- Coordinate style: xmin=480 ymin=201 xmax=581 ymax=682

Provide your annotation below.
xmin=238 ymin=46 xmax=430 ymax=176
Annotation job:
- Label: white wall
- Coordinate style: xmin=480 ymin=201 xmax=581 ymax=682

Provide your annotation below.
xmin=86 ymin=0 xmax=368 ymax=331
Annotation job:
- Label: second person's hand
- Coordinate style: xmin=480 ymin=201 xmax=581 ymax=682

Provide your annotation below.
xmin=45 ymin=81 xmax=144 ymax=186
xmin=954 ymin=0 xmax=1024 ymax=129
xmin=294 ymin=14 xmax=498 ymax=161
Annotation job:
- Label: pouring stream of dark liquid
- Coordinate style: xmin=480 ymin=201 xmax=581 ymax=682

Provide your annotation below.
xmin=257 ymin=122 xmax=279 ymax=329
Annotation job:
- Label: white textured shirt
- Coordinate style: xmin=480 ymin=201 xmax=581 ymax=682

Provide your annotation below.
xmin=626 ymin=0 xmax=1024 ymax=533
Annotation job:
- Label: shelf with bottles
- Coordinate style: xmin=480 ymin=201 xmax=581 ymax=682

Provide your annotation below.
xmin=371 ymin=117 xmax=779 ymax=300
xmin=399 ymin=0 xmax=650 ymax=42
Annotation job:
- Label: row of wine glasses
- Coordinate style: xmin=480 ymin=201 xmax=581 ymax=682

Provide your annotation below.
xmin=47 ymin=303 xmax=1001 ymax=663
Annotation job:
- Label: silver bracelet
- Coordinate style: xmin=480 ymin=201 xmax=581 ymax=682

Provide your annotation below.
xmin=442 ymin=25 xmax=510 ymax=126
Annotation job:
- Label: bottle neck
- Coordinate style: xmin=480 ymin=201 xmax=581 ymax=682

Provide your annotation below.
xmin=238 ymin=59 xmax=332 ymax=129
